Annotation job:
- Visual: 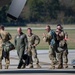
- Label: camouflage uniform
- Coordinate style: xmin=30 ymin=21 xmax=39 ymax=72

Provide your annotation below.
xmin=0 ymin=29 xmax=12 ymax=69
xmin=0 ymin=31 xmax=3 ymax=69
xmin=14 ymin=32 xmax=28 ymax=69
xmin=43 ymin=30 xmax=57 ymax=69
xmin=56 ymin=30 xmax=66 ymax=69
xmin=63 ymin=32 xmax=68 ymax=68
xmin=27 ymin=33 xmax=41 ymax=68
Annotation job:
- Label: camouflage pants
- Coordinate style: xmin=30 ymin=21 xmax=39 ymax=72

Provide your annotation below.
xmin=57 ymin=52 xmax=63 ymax=68
xmin=3 ymin=45 xmax=10 ymax=69
xmin=57 ymin=50 xmax=68 ymax=68
xmin=63 ymin=44 xmax=68 ymax=68
xmin=49 ymin=45 xmax=57 ymax=68
xmin=56 ymin=40 xmax=68 ymax=68
xmin=28 ymin=47 xmax=39 ymax=65
xmin=63 ymin=43 xmax=68 ymax=63
xmin=0 ymin=47 xmax=2 ymax=69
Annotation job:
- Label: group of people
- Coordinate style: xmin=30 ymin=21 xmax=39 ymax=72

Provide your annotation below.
xmin=0 ymin=24 xmax=68 ymax=69
xmin=0 ymin=25 xmax=41 ymax=69
xmin=14 ymin=27 xmax=41 ymax=69
xmin=43 ymin=25 xmax=68 ymax=69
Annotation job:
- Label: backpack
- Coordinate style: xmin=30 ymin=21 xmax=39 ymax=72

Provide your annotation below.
xmin=50 ymin=30 xmax=56 ymax=46
xmin=3 ymin=41 xmax=15 ymax=52
xmin=22 ymin=54 xmax=30 ymax=66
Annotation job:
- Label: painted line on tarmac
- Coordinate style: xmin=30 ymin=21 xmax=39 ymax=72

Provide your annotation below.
xmin=0 ymin=69 xmax=75 ymax=74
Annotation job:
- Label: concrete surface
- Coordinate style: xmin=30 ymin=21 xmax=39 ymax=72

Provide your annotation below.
xmin=0 ymin=50 xmax=75 ymax=75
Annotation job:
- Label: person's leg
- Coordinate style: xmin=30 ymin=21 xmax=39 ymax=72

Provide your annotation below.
xmin=5 ymin=52 xmax=10 ymax=69
xmin=0 ymin=48 xmax=3 ymax=69
xmin=17 ymin=49 xmax=24 ymax=69
xmin=63 ymin=50 xmax=68 ymax=68
xmin=57 ymin=52 xmax=63 ymax=69
xmin=49 ymin=46 xmax=57 ymax=69
xmin=32 ymin=48 xmax=41 ymax=68
xmin=28 ymin=49 xmax=33 ymax=68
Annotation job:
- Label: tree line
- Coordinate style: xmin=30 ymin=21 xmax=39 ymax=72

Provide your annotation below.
xmin=0 ymin=0 xmax=75 ymax=26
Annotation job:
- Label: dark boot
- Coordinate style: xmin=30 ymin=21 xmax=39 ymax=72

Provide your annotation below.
xmin=56 ymin=65 xmax=63 ymax=69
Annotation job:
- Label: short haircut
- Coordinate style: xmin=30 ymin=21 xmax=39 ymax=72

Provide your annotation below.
xmin=27 ymin=28 xmax=32 ymax=31
xmin=0 ymin=25 xmax=4 ymax=29
xmin=57 ymin=24 xmax=61 ymax=26
xmin=46 ymin=25 xmax=51 ymax=29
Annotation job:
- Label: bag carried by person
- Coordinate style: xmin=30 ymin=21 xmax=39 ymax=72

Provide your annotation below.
xmin=50 ymin=30 xmax=56 ymax=46
xmin=3 ymin=41 xmax=15 ymax=52
xmin=22 ymin=54 xmax=30 ymax=66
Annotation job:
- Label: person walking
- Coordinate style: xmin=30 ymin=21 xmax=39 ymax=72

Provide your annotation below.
xmin=43 ymin=25 xmax=57 ymax=69
xmin=56 ymin=24 xmax=68 ymax=68
xmin=27 ymin=28 xmax=41 ymax=68
xmin=14 ymin=27 xmax=28 ymax=69
xmin=0 ymin=25 xmax=12 ymax=69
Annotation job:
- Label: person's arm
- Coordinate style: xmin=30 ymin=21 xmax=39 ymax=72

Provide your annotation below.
xmin=14 ymin=35 xmax=17 ymax=48
xmin=33 ymin=35 xmax=40 ymax=46
xmin=43 ymin=33 xmax=51 ymax=42
xmin=7 ymin=32 xmax=12 ymax=40
xmin=59 ymin=31 xmax=65 ymax=40
xmin=24 ymin=34 xmax=28 ymax=50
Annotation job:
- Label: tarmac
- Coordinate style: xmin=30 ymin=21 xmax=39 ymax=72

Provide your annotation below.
xmin=0 ymin=50 xmax=75 ymax=75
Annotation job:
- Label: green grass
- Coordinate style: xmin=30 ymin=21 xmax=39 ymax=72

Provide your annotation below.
xmin=7 ymin=29 xmax=75 ymax=50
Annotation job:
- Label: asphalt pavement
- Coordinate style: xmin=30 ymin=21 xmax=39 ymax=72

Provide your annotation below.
xmin=0 ymin=50 xmax=75 ymax=75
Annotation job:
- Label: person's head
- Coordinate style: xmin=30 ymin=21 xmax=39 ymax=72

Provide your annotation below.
xmin=17 ymin=27 xmax=22 ymax=35
xmin=57 ymin=24 xmax=63 ymax=30
xmin=0 ymin=25 xmax=4 ymax=30
xmin=45 ymin=25 xmax=51 ymax=32
xmin=56 ymin=28 xmax=60 ymax=34
xmin=27 ymin=28 xmax=32 ymax=35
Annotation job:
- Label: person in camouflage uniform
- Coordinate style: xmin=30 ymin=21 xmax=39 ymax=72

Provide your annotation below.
xmin=27 ymin=28 xmax=41 ymax=68
xmin=56 ymin=24 xmax=68 ymax=68
xmin=43 ymin=25 xmax=57 ymax=69
xmin=0 ymin=25 xmax=12 ymax=69
xmin=0 ymin=25 xmax=4 ymax=69
xmin=14 ymin=27 xmax=28 ymax=69
xmin=56 ymin=25 xmax=67 ymax=69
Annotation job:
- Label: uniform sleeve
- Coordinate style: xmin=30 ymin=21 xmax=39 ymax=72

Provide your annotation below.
xmin=1 ymin=31 xmax=12 ymax=41
xmin=65 ymin=32 xmax=68 ymax=40
xmin=14 ymin=35 xmax=17 ymax=47
xmin=0 ymin=32 xmax=6 ymax=41
xmin=59 ymin=31 xmax=65 ymax=39
xmin=24 ymin=35 xmax=28 ymax=50
xmin=43 ymin=33 xmax=52 ymax=42
xmin=7 ymin=32 xmax=12 ymax=40
xmin=34 ymin=35 xmax=40 ymax=45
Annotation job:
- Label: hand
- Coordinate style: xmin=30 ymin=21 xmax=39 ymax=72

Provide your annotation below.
xmin=43 ymin=33 xmax=46 ymax=37
xmin=32 ymin=44 xmax=37 ymax=47
xmin=34 ymin=44 xmax=37 ymax=46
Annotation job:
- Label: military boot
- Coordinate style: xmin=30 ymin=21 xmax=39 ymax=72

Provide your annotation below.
xmin=56 ymin=65 xmax=63 ymax=69
xmin=5 ymin=65 xmax=9 ymax=69
xmin=35 ymin=64 xmax=41 ymax=68
xmin=21 ymin=64 xmax=26 ymax=69
xmin=64 ymin=63 xmax=68 ymax=68
xmin=0 ymin=64 xmax=2 ymax=69
xmin=49 ymin=66 xmax=55 ymax=69
xmin=28 ymin=64 xmax=33 ymax=68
